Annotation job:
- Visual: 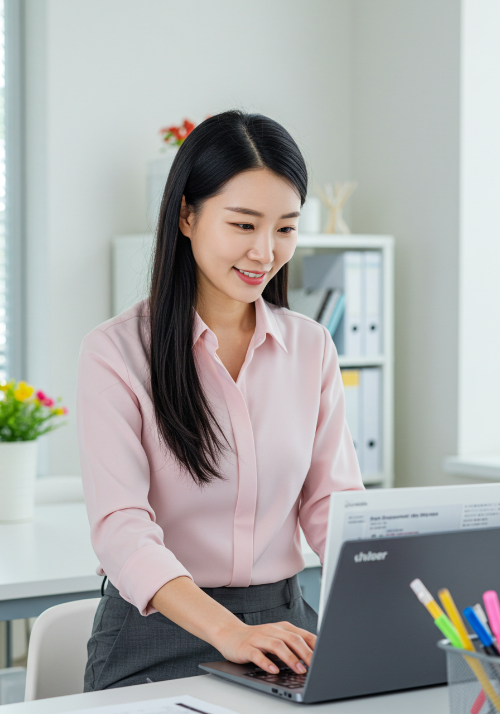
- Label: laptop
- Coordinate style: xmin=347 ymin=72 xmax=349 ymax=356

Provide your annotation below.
xmin=200 ymin=526 xmax=500 ymax=704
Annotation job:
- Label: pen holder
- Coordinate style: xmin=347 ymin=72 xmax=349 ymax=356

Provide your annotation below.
xmin=438 ymin=636 xmax=500 ymax=714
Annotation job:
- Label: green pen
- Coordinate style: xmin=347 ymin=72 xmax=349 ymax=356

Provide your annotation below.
xmin=434 ymin=613 xmax=463 ymax=648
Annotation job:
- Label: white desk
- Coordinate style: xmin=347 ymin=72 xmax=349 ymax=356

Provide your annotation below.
xmin=0 ymin=674 xmax=449 ymax=713
xmin=0 ymin=503 xmax=102 ymax=622
xmin=0 ymin=503 xmax=320 ymax=622
xmin=0 ymin=502 xmax=320 ymax=666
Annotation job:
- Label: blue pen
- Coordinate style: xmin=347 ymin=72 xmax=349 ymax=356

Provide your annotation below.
xmin=464 ymin=607 xmax=500 ymax=656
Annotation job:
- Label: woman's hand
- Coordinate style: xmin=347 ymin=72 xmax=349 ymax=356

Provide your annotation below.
xmin=150 ymin=576 xmax=316 ymax=674
xmin=213 ymin=619 xmax=317 ymax=674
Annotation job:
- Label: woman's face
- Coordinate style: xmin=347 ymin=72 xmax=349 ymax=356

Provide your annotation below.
xmin=179 ymin=168 xmax=301 ymax=306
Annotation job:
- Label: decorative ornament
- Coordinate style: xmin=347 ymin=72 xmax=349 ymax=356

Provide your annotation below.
xmin=315 ymin=181 xmax=358 ymax=234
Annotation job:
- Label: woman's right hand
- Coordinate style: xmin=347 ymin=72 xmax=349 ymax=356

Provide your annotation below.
xmin=151 ymin=576 xmax=316 ymax=675
xmin=213 ymin=619 xmax=317 ymax=674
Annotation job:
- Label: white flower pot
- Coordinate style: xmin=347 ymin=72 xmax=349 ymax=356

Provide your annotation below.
xmin=0 ymin=440 xmax=38 ymax=523
xmin=146 ymin=147 xmax=179 ymax=226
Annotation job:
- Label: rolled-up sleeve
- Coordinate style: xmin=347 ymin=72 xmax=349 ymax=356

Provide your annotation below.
xmin=76 ymin=328 xmax=193 ymax=616
xmin=299 ymin=327 xmax=365 ymax=564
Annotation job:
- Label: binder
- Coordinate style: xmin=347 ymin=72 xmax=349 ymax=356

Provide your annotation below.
xmin=363 ymin=252 xmax=382 ymax=355
xmin=341 ymin=369 xmax=363 ymax=471
xmin=360 ymin=367 xmax=382 ymax=475
xmin=303 ymin=252 xmax=363 ymax=355
xmin=288 ymin=288 xmax=329 ymax=320
xmin=327 ymin=293 xmax=345 ymax=337
xmin=319 ymin=289 xmax=342 ymax=330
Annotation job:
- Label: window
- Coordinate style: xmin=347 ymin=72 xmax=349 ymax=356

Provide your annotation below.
xmin=0 ymin=0 xmax=5 ymax=383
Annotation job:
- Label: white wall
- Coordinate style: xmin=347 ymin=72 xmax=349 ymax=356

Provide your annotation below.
xmin=25 ymin=0 xmax=354 ymax=476
xmin=26 ymin=0 xmax=500 ymax=484
xmin=350 ymin=0 xmax=461 ymax=487
xmin=458 ymin=0 xmax=500 ymax=456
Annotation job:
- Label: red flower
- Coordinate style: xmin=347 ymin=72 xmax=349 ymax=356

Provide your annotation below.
xmin=36 ymin=390 xmax=46 ymax=401
xmin=159 ymin=119 xmax=197 ymax=145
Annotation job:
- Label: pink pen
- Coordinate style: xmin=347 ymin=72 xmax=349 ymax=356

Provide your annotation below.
xmin=483 ymin=591 xmax=500 ymax=644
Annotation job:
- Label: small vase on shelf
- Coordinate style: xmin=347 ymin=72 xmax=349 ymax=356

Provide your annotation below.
xmin=147 ymin=119 xmax=197 ymax=227
xmin=146 ymin=147 xmax=179 ymax=227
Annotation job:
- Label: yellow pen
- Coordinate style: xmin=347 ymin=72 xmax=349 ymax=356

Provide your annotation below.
xmin=438 ymin=588 xmax=475 ymax=652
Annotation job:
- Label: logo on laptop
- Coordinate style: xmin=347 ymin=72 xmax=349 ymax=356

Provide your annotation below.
xmin=354 ymin=550 xmax=388 ymax=563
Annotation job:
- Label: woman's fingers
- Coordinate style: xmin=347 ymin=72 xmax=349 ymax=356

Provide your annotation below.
xmin=261 ymin=624 xmax=315 ymax=666
xmin=278 ymin=630 xmax=314 ymax=666
xmin=248 ymin=647 xmax=280 ymax=674
xmin=276 ymin=621 xmax=317 ymax=649
xmin=248 ymin=633 xmax=310 ymax=674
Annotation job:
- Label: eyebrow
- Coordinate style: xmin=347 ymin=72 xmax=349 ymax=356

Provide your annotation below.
xmin=224 ymin=207 xmax=301 ymax=219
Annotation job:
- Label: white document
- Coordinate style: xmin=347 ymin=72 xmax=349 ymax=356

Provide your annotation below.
xmin=70 ymin=694 xmax=238 ymax=714
xmin=363 ymin=251 xmax=382 ymax=355
xmin=318 ymin=483 xmax=500 ymax=625
xmin=360 ymin=367 xmax=382 ymax=474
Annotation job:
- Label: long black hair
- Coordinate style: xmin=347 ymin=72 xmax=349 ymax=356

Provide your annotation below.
xmin=146 ymin=110 xmax=307 ymax=486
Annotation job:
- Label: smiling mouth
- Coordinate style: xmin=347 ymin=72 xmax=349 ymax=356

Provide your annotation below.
xmin=235 ymin=268 xmax=267 ymax=278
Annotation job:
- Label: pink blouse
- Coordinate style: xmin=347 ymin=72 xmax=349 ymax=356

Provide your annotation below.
xmin=76 ymin=296 xmax=364 ymax=616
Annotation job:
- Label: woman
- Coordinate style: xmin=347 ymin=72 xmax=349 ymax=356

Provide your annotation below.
xmin=76 ymin=110 xmax=364 ymax=692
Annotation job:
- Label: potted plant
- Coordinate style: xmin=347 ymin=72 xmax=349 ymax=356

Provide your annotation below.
xmin=0 ymin=380 xmax=68 ymax=523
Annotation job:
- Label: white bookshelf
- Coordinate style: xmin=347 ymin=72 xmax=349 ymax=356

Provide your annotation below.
xmin=292 ymin=234 xmax=395 ymax=489
xmin=112 ymin=233 xmax=395 ymax=489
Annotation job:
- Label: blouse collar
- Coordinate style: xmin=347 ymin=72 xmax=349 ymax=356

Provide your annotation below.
xmin=192 ymin=296 xmax=287 ymax=354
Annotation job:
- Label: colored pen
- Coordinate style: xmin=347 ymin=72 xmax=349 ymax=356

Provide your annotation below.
xmin=484 ymin=591 xmax=500 ymax=645
xmin=438 ymin=588 xmax=475 ymax=651
xmin=438 ymin=589 xmax=488 ymax=714
xmin=473 ymin=604 xmax=494 ymax=638
xmin=411 ymin=581 xmax=500 ymax=713
xmin=410 ymin=579 xmax=462 ymax=647
xmin=464 ymin=607 xmax=500 ymax=656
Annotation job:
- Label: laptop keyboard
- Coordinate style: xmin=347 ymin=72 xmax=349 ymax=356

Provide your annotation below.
xmin=244 ymin=656 xmax=307 ymax=689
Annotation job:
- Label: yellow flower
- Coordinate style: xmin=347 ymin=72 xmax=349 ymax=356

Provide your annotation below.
xmin=51 ymin=407 xmax=65 ymax=415
xmin=13 ymin=381 xmax=35 ymax=402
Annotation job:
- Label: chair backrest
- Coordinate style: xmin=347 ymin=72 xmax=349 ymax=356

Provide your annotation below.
xmin=24 ymin=597 xmax=100 ymax=701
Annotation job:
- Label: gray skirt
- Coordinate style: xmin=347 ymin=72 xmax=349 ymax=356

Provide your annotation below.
xmin=84 ymin=574 xmax=317 ymax=692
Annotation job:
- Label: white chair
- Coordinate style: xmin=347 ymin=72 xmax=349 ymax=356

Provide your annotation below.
xmin=24 ymin=598 xmax=100 ymax=701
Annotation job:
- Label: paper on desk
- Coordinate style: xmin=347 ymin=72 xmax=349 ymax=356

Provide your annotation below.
xmin=318 ymin=482 xmax=500 ymax=623
xmin=70 ymin=694 xmax=238 ymax=714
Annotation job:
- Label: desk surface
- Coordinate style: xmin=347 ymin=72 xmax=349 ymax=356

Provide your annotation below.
xmin=1 ymin=674 xmax=449 ymax=713
xmin=0 ymin=503 xmax=101 ymax=601
xmin=0 ymin=503 xmax=320 ymax=603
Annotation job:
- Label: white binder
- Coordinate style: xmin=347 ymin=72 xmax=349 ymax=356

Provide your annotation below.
xmin=302 ymin=252 xmax=363 ymax=355
xmin=360 ymin=367 xmax=382 ymax=475
xmin=341 ymin=369 xmax=363 ymax=472
xmin=363 ymin=251 xmax=382 ymax=355
xmin=342 ymin=252 xmax=363 ymax=355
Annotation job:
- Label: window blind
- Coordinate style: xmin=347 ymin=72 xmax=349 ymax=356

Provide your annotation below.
xmin=0 ymin=0 xmax=6 ymax=384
